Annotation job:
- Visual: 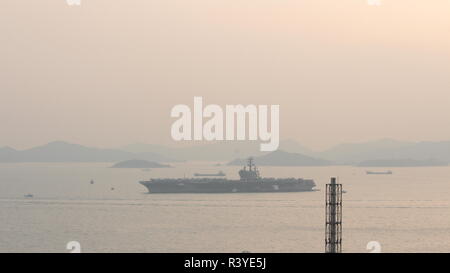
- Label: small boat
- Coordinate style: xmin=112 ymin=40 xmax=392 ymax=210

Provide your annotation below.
xmin=90 ymin=180 xmax=94 ymax=184
xmin=24 ymin=194 xmax=34 ymax=198
xmin=366 ymin=170 xmax=393 ymax=175
xmin=193 ymin=171 xmax=226 ymax=177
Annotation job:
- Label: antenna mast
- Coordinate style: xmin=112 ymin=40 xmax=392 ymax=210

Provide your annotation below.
xmin=325 ymin=177 xmax=342 ymax=253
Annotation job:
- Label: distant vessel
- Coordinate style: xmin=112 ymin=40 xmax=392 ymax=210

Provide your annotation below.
xmin=140 ymin=158 xmax=316 ymax=193
xmin=366 ymin=170 xmax=393 ymax=175
xmin=194 ymin=171 xmax=226 ymax=177
xmin=24 ymin=194 xmax=33 ymax=198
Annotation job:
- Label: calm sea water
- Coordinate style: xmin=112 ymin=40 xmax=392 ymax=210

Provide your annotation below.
xmin=1 ymin=162 xmax=450 ymax=253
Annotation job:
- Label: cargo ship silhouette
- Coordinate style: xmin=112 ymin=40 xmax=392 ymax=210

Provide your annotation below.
xmin=194 ymin=171 xmax=226 ymax=177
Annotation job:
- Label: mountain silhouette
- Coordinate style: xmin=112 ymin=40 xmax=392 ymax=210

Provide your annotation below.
xmin=0 ymin=141 xmax=172 ymax=163
xmin=228 ymin=150 xmax=331 ymax=166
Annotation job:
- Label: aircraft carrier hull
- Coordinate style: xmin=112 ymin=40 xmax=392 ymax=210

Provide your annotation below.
xmin=140 ymin=178 xmax=316 ymax=193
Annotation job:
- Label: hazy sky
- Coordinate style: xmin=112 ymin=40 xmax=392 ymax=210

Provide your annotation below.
xmin=1 ymin=0 xmax=449 ymax=150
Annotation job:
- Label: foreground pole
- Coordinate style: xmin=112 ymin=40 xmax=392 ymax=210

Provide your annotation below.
xmin=325 ymin=177 xmax=342 ymax=253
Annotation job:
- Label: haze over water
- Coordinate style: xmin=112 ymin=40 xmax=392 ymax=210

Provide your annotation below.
xmin=1 ymin=162 xmax=449 ymax=253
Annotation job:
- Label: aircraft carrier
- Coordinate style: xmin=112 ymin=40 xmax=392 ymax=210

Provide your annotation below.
xmin=139 ymin=158 xmax=316 ymax=193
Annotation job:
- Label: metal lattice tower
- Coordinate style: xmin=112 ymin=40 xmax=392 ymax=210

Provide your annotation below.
xmin=325 ymin=177 xmax=342 ymax=253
